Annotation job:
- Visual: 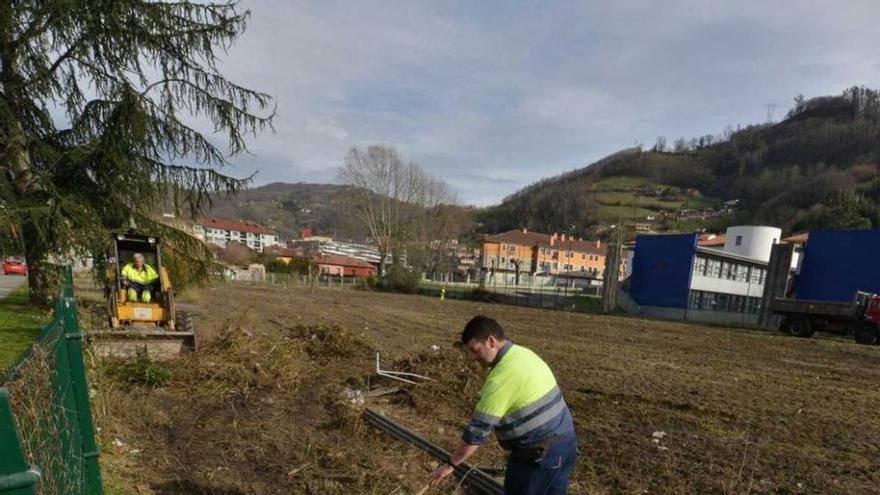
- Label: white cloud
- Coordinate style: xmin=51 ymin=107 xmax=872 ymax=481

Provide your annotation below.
xmin=208 ymin=0 xmax=880 ymax=205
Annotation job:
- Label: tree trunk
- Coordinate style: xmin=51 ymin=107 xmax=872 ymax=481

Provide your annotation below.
xmin=377 ymin=248 xmax=387 ymax=278
xmin=7 ymin=118 xmax=53 ymax=305
xmin=22 ymin=218 xmax=53 ymax=305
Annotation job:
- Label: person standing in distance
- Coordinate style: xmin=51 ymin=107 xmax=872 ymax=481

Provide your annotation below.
xmin=429 ymin=315 xmax=578 ymax=494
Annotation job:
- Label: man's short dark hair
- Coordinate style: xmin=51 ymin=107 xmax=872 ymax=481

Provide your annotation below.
xmin=461 ymin=315 xmax=505 ymax=344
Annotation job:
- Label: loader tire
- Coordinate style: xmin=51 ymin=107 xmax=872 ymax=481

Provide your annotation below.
xmin=853 ymin=322 xmax=878 ymax=346
xmin=787 ymin=317 xmax=815 ymax=338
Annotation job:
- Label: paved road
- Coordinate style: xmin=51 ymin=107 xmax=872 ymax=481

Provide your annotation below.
xmin=0 ymin=274 xmax=26 ymax=300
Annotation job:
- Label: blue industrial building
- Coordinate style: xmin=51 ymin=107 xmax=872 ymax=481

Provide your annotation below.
xmin=795 ymin=229 xmax=880 ymax=302
xmin=625 ymin=227 xmax=774 ymax=325
xmin=624 ymin=227 xmax=880 ymax=325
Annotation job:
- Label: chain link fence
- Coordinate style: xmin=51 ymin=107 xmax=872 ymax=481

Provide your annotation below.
xmin=1 ymin=268 xmax=102 ymax=495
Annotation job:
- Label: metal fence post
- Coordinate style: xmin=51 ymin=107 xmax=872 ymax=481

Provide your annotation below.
xmin=59 ymin=269 xmax=103 ymax=495
xmin=0 ymin=388 xmax=40 ymax=495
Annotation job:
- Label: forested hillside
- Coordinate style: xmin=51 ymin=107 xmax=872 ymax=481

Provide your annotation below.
xmin=204 ymin=182 xmax=369 ymax=240
xmin=478 ymin=87 xmax=880 ymax=236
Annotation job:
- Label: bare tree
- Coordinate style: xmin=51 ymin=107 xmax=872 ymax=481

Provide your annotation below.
xmin=653 ymin=136 xmax=667 ymax=152
xmin=338 ymin=145 xmax=462 ymax=277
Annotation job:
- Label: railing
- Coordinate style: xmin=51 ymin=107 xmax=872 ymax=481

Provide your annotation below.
xmin=0 ymin=268 xmax=103 ymax=495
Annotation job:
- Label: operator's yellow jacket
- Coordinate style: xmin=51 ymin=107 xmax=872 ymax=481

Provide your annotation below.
xmin=121 ymin=263 xmax=159 ymax=285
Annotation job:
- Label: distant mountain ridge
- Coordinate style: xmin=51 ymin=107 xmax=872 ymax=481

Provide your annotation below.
xmin=478 ymin=87 xmax=880 ymax=237
xmin=204 ymin=182 xmax=369 ymax=240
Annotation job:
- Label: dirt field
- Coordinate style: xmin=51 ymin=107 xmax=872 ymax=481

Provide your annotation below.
xmin=89 ymin=282 xmax=880 ymax=494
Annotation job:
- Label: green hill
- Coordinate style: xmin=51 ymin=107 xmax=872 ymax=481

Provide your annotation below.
xmin=205 ymin=182 xmax=368 ymax=240
xmin=478 ymin=86 xmax=880 ymax=236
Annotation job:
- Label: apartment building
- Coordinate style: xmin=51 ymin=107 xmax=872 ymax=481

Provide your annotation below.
xmin=196 ymin=217 xmax=280 ymax=253
xmin=480 ymin=229 xmax=622 ymax=285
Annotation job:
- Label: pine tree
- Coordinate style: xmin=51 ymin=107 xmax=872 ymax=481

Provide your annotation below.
xmin=0 ymin=1 xmax=273 ymax=303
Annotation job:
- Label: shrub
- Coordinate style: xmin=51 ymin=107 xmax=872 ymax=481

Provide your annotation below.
xmin=105 ymin=353 xmax=171 ymax=388
xmin=381 ymin=264 xmax=420 ymax=293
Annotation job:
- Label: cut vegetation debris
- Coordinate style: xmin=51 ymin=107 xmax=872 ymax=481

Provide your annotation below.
xmin=91 ymin=282 xmax=880 ymax=494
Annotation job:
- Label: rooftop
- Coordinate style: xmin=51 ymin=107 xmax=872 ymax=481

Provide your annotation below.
xmin=314 ymin=254 xmax=375 ymax=269
xmin=782 ymin=232 xmax=809 ymax=244
xmin=697 ymin=233 xmax=726 ymax=247
xmin=696 ymin=246 xmax=767 ymax=265
xmin=482 ymin=230 xmax=552 ymax=246
xmin=483 ymin=229 xmax=606 ymax=255
xmin=200 ymin=217 xmax=276 ymax=236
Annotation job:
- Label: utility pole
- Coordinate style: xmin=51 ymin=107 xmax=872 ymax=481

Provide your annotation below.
xmin=765 ymin=103 xmax=778 ymax=123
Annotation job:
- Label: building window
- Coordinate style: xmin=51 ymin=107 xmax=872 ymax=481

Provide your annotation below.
xmin=582 ymin=254 xmax=586 ymax=260
xmin=689 ymin=290 xmax=702 ymax=309
xmin=693 ymin=256 xmax=707 ymax=276
xmin=735 ymin=235 xmax=742 ymax=246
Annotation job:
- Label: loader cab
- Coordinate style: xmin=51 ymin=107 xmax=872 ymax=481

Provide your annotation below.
xmin=93 ymin=232 xmax=197 ymax=360
xmin=107 ymin=233 xmax=174 ymax=328
xmin=112 ymin=234 xmax=165 ymax=295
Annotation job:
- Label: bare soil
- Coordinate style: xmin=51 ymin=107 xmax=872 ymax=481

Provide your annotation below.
xmin=90 ymin=282 xmax=880 ymax=494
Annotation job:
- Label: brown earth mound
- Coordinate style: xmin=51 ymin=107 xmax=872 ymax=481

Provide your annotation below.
xmin=93 ymin=314 xmax=490 ymax=494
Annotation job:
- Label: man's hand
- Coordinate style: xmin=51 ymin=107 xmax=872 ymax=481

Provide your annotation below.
xmin=429 ymin=463 xmax=455 ymax=486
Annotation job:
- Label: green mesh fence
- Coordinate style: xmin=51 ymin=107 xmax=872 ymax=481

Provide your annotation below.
xmin=1 ymin=268 xmax=102 ymax=495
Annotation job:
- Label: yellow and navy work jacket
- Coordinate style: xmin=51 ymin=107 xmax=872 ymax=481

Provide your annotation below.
xmin=121 ymin=263 xmax=159 ymax=286
xmin=462 ymin=342 xmax=575 ymax=450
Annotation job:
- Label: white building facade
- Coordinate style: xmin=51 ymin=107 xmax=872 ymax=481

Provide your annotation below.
xmin=198 ymin=218 xmax=279 ymax=253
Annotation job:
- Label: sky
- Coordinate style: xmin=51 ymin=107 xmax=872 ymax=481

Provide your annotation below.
xmin=213 ymin=0 xmax=880 ymax=206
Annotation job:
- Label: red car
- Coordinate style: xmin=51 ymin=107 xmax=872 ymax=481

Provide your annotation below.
xmin=3 ymin=259 xmax=27 ymax=276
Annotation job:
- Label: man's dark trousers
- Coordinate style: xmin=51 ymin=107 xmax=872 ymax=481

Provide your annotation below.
xmin=503 ymin=435 xmax=578 ymax=495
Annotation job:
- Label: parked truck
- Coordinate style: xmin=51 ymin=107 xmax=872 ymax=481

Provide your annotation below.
xmin=770 ymin=291 xmax=880 ymax=345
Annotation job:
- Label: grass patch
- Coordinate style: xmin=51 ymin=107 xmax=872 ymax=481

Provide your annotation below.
xmin=0 ymin=283 xmax=50 ymax=371
xmin=104 ymin=354 xmax=172 ymax=388
xmin=682 ymin=195 xmax=722 ymax=210
xmin=591 ymin=175 xmax=658 ymax=191
xmin=593 ymin=191 xmax=682 ymax=210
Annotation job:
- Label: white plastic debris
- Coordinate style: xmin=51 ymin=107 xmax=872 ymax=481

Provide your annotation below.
xmin=652 ymin=431 xmax=667 ymax=439
xmin=112 ymin=438 xmax=125 ymax=447
xmin=343 ymin=387 xmax=365 ymax=406
xmin=376 ymin=353 xmax=432 ymax=385
xmin=430 ymin=345 xmax=440 ymax=352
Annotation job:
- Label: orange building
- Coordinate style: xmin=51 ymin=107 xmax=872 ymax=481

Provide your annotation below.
xmin=480 ymin=229 xmax=618 ymax=280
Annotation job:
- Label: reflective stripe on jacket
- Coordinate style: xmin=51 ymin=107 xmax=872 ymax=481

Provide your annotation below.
xmin=462 ymin=342 xmax=575 ymax=450
xmin=121 ymin=263 xmax=159 ymax=285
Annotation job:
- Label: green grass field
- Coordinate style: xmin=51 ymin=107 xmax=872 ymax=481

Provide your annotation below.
xmin=593 ymin=191 xmax=682 ymax=210
xmin=0 ymin=285 xmax=49 ymax=371
xmin=590 ymin=175 xmax=658 ymax=191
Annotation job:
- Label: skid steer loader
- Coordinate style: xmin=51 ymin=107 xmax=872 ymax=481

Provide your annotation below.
xmin=91 ymin=233 xmax=197 ymax=359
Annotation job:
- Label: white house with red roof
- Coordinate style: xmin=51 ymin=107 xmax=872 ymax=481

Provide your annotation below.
xmin=196 ymin=217 xmax=280 ymax=252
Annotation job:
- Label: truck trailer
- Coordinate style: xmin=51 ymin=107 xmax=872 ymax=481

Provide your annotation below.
xmin=770 ymin=291 xmax=880 ymax=345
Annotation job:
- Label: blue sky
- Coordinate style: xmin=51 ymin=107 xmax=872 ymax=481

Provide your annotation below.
xmin=215 ymin=0 xmax=880 ymax=205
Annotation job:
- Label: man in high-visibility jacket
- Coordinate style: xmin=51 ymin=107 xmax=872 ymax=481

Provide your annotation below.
xmin=121 ymin=253 xmax=159 ymax=303
xmin=429 ymin=315 xmax=578 ymax=494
